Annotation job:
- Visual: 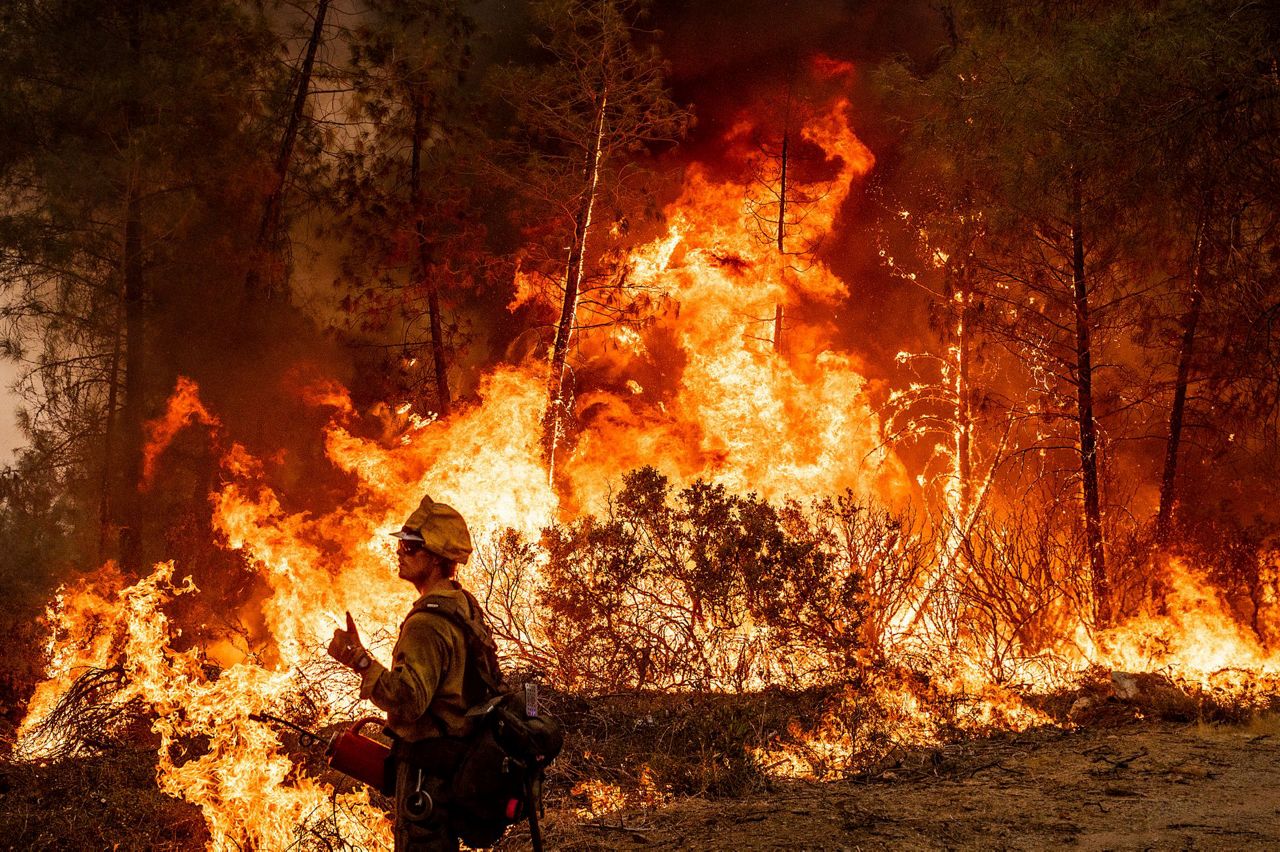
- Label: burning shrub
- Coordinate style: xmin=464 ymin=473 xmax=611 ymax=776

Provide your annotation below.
xmin=470 ymin=527 xmax=557 ymax=675
xmin=951 ymin=504 xmax=1080 ymax=684
xmin=1164 ymin=514 xmax=1280 ymax=646
xmin=537 ymin=467 xmax=877 ymax=692
xmin=12 ymin=665 xmax=151 ymax=762
xmin=794 ymin=494 xmax=932 ymax=662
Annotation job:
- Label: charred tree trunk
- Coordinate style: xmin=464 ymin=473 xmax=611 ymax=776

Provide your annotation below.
xmin=410 ymin=93 xmax=451 ymax=418
xmin=1156 ymin=226 xmax=1208 ymax=544
xmin=772 ymin=119 xmax=790 ymax=356
xmin=544 ymin=87 xmax=608 ymax=475
xmin=116 ymin=4 xmax=147 ymax=574
xmin=1070 ymin=177 xmax=1107 ymax=625
xmin=244 ymin=0 xmax=330 ymax=305
xmin=776 ymin=128 xmax=788 ymax=252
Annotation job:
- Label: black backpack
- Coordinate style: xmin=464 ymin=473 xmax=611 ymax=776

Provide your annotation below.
xmin=411 ymin=591 xmax=563 ymax=850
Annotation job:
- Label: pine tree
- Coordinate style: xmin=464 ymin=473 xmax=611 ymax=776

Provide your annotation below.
xmin=334 ymin=0 xmax=477 ymax=417
xmin=0 ymin=0 xmax=275 ymax=570
xmin=491 ymin=0 xmax=689 ymax=478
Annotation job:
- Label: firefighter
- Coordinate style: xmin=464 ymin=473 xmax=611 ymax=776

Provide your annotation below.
xmin=327 ymin=494 xmax=480 ymax=852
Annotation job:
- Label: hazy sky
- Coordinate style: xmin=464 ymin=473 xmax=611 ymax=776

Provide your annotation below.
xmin=0 ymin=359 xmax=23 ymax=461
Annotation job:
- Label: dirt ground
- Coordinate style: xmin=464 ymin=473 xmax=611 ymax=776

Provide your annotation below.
xmin=553 ymin=719 xmax=1280 ymax=851
xmin=5 ymin=716 xmax=1279 ymax=850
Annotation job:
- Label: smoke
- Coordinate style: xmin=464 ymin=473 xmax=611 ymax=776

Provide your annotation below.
xmin=652 ymin=0 xmax=941 ymax=142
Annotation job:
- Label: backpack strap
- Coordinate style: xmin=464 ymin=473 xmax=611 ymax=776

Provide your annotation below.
xmin=527 ymin=771 xmax=546 ymax=852
xmin=408 ymin=589 xmax=506 ymax=701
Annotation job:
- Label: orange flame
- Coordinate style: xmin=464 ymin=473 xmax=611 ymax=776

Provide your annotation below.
xmin=141 ymin=375 xmax=220 ymax=488
xmin=1090 ymin=559 xmax=1280 ymax=688
xmin=560 ymin=100 xmax=910 ymax=510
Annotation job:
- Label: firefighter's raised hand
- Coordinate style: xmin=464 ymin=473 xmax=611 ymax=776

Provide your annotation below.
xmin=327 ymin=611 xmax=371 ymax=671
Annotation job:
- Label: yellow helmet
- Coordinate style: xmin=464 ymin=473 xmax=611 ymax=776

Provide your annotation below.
xmin=391 ymin=494 xmax=473 ymax=564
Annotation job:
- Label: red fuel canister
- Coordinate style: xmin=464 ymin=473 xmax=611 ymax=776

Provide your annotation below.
xmin=328 ymin=717 xmax=391 ymax=792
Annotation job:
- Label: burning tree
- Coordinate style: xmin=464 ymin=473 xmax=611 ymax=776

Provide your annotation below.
xmin=878 ymin=0 xmax=1280 ymax=626
xmin=741 ymin=60 xmax=849 ymax=355
xmin=490 ymin=0 xmax=690 ymax=476
xmin=743 ymin=63 xmax=841 ymax=264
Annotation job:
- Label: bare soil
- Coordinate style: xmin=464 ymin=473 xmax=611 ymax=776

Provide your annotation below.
xmin=549 ymin=719 xmax=1280 ymax=851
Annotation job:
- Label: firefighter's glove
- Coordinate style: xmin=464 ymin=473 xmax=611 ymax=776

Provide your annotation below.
xmin=327 ymin=611 xmax=372 ymax=672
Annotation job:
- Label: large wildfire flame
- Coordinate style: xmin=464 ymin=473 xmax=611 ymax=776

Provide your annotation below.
xmin=566 ymin=104 xmax=907 ymax=507
xmin=15 ymin=90 xmax=1280 ymax=847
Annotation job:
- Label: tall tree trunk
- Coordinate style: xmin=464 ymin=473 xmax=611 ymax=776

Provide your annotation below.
xmin=945 ymin=30 xmax=971 ymax=524
xmin=1156 ymin=222 xmax=1208 ymax=544
xmin=244 ymin=0 xmax=330 ymax=305
xmin=943 ymin=186 xmax=975 ymax=526
xmin=118 ymin=178 xmax=146 ymax=573
xmin=544 ymin=87 xmax=608 ymax=475
xmin=116 ymin=3 xmax=147 ymax=573
xmin=918 ymin=212 xmax=973 ymax=632
xmin=98 ymin=323 xmax=122 ymax=564
xmin=410 ymin=93 xmax=451 ymax=418
xmin=773 ymin=116 xmax=790 ymax=355
xmin=1070 ymin=176 xmax=1107 ymax=625
xmin=954 ymin=276 xmax=973 ymax=521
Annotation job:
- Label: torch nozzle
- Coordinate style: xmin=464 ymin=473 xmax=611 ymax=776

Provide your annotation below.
xmin=249 ymin=712 xmax=324 ymax=749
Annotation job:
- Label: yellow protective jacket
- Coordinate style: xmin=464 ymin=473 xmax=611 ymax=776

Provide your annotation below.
xmin=358 ymin=582 xmax=478 ymax=741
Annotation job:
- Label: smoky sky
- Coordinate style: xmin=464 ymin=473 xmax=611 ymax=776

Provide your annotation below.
xmin=652 ymin=0 xmax=943 ymax=138
xmin=469 ymin=0 xmax=945 ymax=136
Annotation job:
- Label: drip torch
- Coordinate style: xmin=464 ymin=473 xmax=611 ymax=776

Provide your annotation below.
xmin=250 ymin=713 xmax=393 ymax=794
